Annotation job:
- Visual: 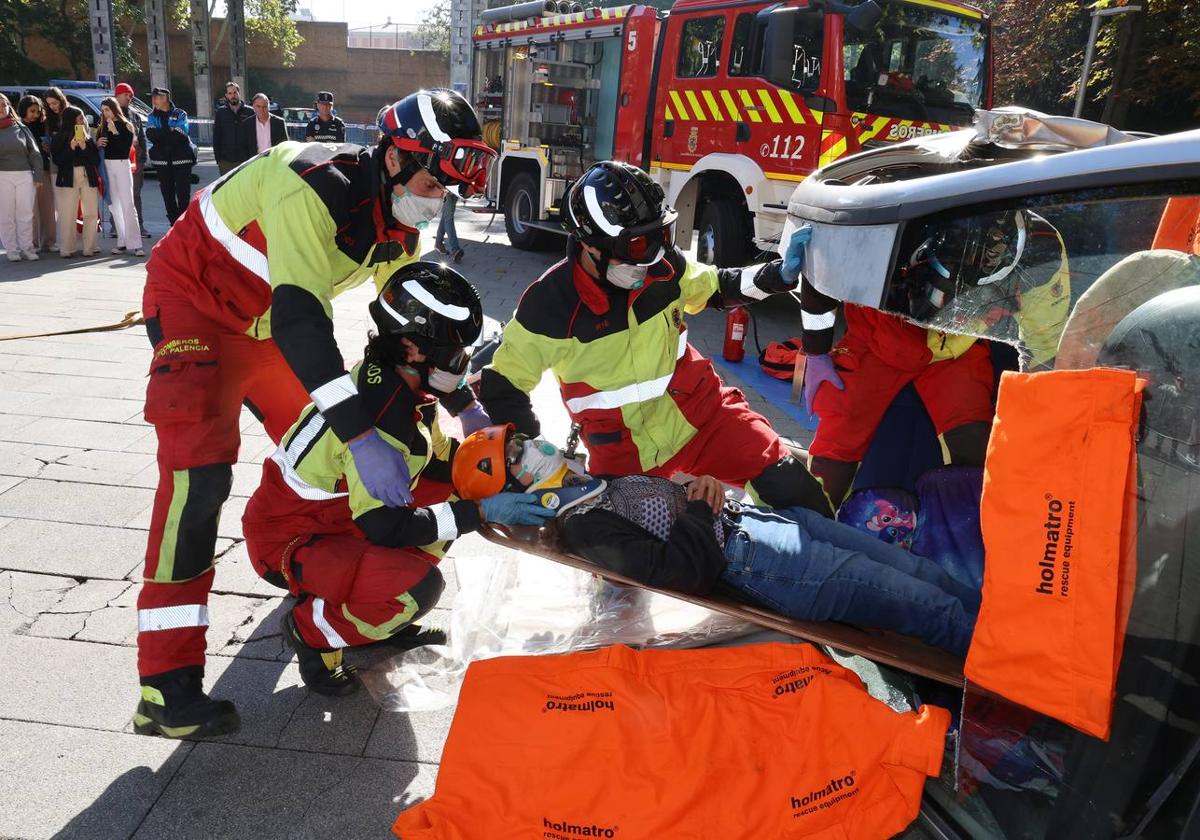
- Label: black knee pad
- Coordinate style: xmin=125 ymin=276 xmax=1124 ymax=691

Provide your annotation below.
xmin=405 ymin=565 xmax=447 ymax=625
xmin=748 ymin=455 xmax=835 ymax=518
xmin=166 ymin=463 xmax=234 ymax=581
xmin=943 ymin=421 xmax=992 ymax=466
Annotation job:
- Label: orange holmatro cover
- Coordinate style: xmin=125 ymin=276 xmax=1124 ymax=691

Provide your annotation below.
xmin=965 ymin=368 xmax=1143 ymax=740
xmin=393 ymin=643 xmax=949 ymax=840
xmin=1152 ymin=196 xmax=1200 ymax=255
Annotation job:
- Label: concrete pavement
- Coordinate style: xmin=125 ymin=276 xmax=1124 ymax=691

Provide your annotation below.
xmin=0 ymin=151 xmax=810 ymax=839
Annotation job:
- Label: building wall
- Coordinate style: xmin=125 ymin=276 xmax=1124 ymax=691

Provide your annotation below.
xmin=24 ymin=18 xmax=449 ymax=124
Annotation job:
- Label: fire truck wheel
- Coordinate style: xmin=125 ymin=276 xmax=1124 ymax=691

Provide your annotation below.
xmin=504 ymin=172 xmax=552 ymax=251
xmin=697 ymin=198 xmax=750 ymax=268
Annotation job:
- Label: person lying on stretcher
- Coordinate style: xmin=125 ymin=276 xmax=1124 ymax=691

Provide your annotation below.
xmin=452 ymin=425 xmax=981 ymax=655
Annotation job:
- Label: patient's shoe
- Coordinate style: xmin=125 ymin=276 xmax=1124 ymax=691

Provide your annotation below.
xmin=531 ymin=477 xmax=607 ymax=517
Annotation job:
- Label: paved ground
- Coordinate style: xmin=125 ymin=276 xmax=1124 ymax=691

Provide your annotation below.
xmin=0 ymin=151 xmax=809 ymax=839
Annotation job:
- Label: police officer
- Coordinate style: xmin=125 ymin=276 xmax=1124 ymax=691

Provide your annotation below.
xmin=132 ymin=89 xmax=496 ymax=739
xmin=305 ymin=91 xmax=345 ymax=144
xmin=479 ymin=160 xmax=831 ymax=515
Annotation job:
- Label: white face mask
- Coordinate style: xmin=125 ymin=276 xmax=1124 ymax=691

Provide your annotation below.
xmin=391 ymin=190 xmax=443 ymax=230
xmin=513 ymin=438 xmax=578 ymax=490
xmin=606 ymin=261 xmax=649 ymax=290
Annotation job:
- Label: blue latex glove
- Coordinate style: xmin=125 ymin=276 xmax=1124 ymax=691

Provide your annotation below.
xmin=782 ymin=223 xmax=813 ymax=284
xmin=480 ymin=492 xmax=557 ymax=526
xmin=348 ymin=430 xmax=413 ymax=507
xmin=802 ymin=353 xmax=845 ymax=415
xmin=458 ymin=402 xmax=492 ymax=436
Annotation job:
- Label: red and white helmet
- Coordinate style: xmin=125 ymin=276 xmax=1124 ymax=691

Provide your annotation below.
xmin=377 ymin=89 xmax=495 ymax=195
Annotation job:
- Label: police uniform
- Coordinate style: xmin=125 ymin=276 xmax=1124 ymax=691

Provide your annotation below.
xmin=305 ymin=115 xmax=346 ymax=144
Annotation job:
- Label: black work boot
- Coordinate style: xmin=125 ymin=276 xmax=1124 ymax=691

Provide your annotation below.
xmin=282 ymin=610 xmax=360 ymax=696
xmin=133 ymin=666 xmax=241 ymax=739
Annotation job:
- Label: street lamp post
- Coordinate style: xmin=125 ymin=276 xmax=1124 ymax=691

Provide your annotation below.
xmin=1073 ymin=0 xmax=1142 ymax=119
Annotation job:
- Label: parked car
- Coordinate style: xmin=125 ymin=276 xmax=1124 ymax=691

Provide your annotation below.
xmin=2 ymin=80 xmax=157 ymax=173
xmin=782 ymin=109 xmax=1200 ymax=839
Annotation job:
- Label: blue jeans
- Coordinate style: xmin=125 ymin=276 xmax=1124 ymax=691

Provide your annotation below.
xmin=436 ymin=192 xmax=460 ymax=253
xmin=720 ymin=506 xmax=980 ymax=654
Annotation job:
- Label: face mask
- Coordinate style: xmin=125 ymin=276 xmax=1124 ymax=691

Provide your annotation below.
xmin=391 ymin=190 xmax=443 ymax=230
xmin=605 ymin=261 xmax=649 ymax=290
xmin=512 ymin=437 xmax=579 ymax=491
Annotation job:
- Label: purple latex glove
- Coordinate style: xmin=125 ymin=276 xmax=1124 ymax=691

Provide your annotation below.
xmin=348 ymin=429 xmax=414 ymax=507
xmin=802 ymin=353 xmax=844 ymax=415
xmin=458 ymin=402 xmax=492 ymax=436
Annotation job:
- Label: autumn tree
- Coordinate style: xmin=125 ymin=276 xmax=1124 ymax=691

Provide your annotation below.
xmin=978 ymin=0 xmax=1200 ymax=131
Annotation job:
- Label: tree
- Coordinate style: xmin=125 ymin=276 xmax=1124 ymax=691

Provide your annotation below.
xmin=170 ymin=0 xmax=304 ymax=67
xmin=977 ymin=0 xmax=1200 ymax=131
xmin=417 ymin=0 xmax=451 ymax=59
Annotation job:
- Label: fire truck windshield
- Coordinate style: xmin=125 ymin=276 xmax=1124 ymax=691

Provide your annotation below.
xmin=843 ymin=2 xmax=987 ymax=127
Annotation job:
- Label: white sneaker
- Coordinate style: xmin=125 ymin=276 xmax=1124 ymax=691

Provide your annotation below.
xmin=21 ymin=250 xmax=39 ymax=261
xmin=5 ymin=252 xmax=20 ymax=262
xmin=134 ymin=249 xmax=145 ymax=257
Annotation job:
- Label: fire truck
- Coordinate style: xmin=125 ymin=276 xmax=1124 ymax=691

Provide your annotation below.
xmin=472 ymin=0 xmax=993 ymax=265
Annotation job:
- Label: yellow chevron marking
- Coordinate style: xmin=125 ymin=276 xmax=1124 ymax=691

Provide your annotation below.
xmin=701 ymin=89 xmax=723 ymax=121
xmin=819 ymin=136 xmax=849 ymax=167
xmin=669 ymin=90 xmax=690 ymax=121
xmin=778 ymin=90 xmax=805 ymax=124
xmin=859 ymin=116 xmax=891 ymax=143
xmin=664 ymin=101 xmax=674 ymax=121
xmin=905 ymin=0 xmax=984 ymax=18
xmin=684 ymin=90 xmax=707 ymax=122
xmin=719 ymin=89 xmax=741 ymax=121
xmin=738 ymin=90 xmax=762 ymax=123
xmin=757 ymin=88 xmax=783 ymax=123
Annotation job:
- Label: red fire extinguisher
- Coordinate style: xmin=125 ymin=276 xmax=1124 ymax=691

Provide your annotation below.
xmin=723 ymin=306 xmax=749 ymax=363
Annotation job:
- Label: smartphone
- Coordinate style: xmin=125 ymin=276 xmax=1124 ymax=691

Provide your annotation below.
xmin=73 ymin=124 xmax=88 ymax=144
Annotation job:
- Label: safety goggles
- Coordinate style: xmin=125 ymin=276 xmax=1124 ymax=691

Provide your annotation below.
xmin=426 ymin=139 xmax=496 ymax=195
xmin=608 ymin=213 xmax=679 ymax=266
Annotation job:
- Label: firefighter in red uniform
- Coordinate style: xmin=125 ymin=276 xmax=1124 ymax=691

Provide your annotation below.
xmin=478 ymin=161 xmax=831 ymax=515
xmin=242 ymin=264 xmax=553 ymax=696
xmin=133 ymin=89 xmax=496 ymax=739
xmin=800 ymin=209 xmax=1070 ymax=508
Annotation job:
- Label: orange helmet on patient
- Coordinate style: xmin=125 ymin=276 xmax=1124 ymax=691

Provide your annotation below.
xmin=452 ymin=425 xmax=587 ymax=500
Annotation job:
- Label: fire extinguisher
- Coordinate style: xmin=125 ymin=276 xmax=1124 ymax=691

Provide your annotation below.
xmin=723 ymin=305 xmax=749 ymax=363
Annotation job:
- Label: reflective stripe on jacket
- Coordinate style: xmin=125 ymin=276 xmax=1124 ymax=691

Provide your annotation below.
xmin=483 ymin=253 xmax=746 ymax=474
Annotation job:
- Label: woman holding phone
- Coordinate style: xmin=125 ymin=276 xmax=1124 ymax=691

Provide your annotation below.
xmin=50 ymin=106 xmax=101 ymax=258
xmin=97 ymin=97 xmax=143 ymax=257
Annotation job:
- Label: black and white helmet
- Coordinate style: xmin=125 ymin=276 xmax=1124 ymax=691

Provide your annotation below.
xmin=369 ymin=261 xmax=483 ymax=373
xmin=563 ymin=161 xmax=678 ymax=265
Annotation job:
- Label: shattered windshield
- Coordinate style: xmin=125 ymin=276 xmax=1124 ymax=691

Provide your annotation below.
xmin=843 ymin=1 xmax=987 ymax=127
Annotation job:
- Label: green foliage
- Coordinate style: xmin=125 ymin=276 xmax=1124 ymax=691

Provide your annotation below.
xmin=978 ymin=0 xmax=1200 ymax=130
xmin=169 ymin=0 xmax=304 ymax=67
xmin=417 ymin=0 xmax=452 ymax=58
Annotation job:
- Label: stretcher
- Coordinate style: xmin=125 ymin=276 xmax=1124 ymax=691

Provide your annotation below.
xmin=479 ymin=522 xmax=966 ymax=687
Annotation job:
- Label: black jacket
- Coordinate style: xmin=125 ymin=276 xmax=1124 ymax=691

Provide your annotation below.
xmin=97 ymin=117 xmax=134 ymax=160
xmin=560 ymin=495 xmax=728 ymax=595
xmin=305 ymin=115 xmax=346 ymax=143
xmin=213 ymin=101 xmax=253 ymax=162
xmin=238 ymin=114 xmax=288 ymax=159
xmin=128 ymin=108 xmax=147 ymax=166
xmin=49 ymin=131 xmax=101 ymax=188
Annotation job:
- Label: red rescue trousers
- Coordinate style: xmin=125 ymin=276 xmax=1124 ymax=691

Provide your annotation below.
xmin=242 ymin=462 xmax=449 ymax=650
xmin=136 ymin=279 xmax=309 ymax=679
xmin=810 ymin=331 xmax=995 ymax=464
xmin=645 ymin=386 xmax=831 ymax=514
